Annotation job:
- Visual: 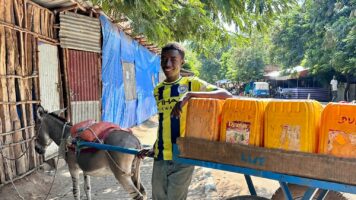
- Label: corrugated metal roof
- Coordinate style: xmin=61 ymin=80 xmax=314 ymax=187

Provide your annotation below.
xmin=31 ymin=0 xmax=91 ymax=9
xmin=60 ymin=12 xmax=101 ymax=53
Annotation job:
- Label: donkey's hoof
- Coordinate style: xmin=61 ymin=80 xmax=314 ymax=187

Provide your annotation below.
xmin=134 ymin=195 xmax=146 ymax=200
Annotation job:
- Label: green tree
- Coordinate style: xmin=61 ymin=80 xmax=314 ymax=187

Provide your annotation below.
xmin=199 ymin=56 xmax=221 ymax=83
xmin=304 ymin=0 xmax=355 ymax=100
xmin=270 ymin=0 xmax=355 ymax=100
xmin=219 ymin=34 xmax=270 ymax=82
xmin=93 ymin=0 xmax=296 ymax=50
xmin=269 ymin=9 xmax=307 ymax=69
xmin=183 ymin=48 xmax=201 ymax=76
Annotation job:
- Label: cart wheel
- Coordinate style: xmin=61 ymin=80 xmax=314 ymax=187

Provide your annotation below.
xmin=226 ymin=195 xmax=269 ymax=200
xmin=271 ymin=184 xmax=347 ymax=200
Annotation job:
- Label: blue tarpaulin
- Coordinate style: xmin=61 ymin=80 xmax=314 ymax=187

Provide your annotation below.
xmin=100 ymin=16 xmax=160 ymax=128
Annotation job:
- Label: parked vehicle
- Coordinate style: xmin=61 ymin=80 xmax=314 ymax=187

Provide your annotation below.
xmin=252 ymin=82 xmax=270 ymax=97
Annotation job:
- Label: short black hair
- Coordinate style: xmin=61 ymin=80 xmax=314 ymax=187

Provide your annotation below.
xmin=161 ymin=42 xmax=185 ymax=59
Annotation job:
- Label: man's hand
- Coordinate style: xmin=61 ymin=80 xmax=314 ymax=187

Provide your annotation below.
xmin=137 ymin=148 xmax=154 ymax=159
xmin=171 ymin=92 xmax=191 ymax=118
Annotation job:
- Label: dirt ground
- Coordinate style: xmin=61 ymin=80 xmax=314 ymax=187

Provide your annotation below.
xmin=0 ymin=116 xmax=355 ymax=200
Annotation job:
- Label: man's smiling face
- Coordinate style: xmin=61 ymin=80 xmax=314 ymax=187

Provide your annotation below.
xmin=161 ymin=49 xmax=184 ymax=82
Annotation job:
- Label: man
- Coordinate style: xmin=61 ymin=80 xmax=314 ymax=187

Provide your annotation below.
xmin=330 ymin=75 xmax=338 ymax=102
xmin=139 ymin=42 xmax=231 ymax=200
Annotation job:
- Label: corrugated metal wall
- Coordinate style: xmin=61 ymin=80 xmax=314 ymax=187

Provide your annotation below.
xmin=38 ymin=42 xmax=61 ymax=112
xmin=38 ymin=42 xmax=61 ymax=160
xmin=60 ymin=12 xmax=101 ymax=53
xmin=66 ymin=49 xmax=101 ymax=123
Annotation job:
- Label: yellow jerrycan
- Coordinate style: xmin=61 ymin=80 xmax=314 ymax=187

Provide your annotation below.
xmin=185 ymin=98 xmax=225 ymax=141
xmin=264 ymin=100 xmax=323 ymax=153
xmin=319 ymin=103 xmax=356 ymax=158
xmin=220 ymin=98 xmax=268 ymax=146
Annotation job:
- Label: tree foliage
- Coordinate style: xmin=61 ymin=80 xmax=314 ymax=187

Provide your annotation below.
xmin=93 ymin=0 xmax=296 ymax=50
xmin=219 ymin=34 xmax=269 ymax=82
xmin=183 ymin=48 xmax=201 ymax=76
xmin=269 ymin=9 xmax=307 ymax=69
xmin=270 ymin=0 xmax=355 ymax=80
xmin=197 ymin=43 xmax=229 ymax=83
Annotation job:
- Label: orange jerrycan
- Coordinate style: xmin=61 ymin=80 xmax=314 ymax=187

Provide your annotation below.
xmin=264 ymin=100 xmax=323 ymax=153
xmin=319 ymin=103 xmax=356 ymax=158
xmin=185 ymin=98 xmax=225 ymax=141
xmin=220 ymin=98 xmax=268 ymax=146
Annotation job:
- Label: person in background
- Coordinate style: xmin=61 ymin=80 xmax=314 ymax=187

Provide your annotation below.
xmin=330 ymin=75 xmax=338 ymax=102
xmin=138 ymin=42 xmax=232 ymax=200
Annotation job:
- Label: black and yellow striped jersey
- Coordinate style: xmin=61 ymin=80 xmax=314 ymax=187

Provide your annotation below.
xmin=153 ymin=76 xmax=217 ymax=160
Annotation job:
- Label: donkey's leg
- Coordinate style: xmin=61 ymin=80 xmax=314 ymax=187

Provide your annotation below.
xmin=108 ymin=154 xmax=144 ymax=200
xmin=83 ymin=173 xmax=91 ymax=200
xmin=116 ymin=174 xmax=145 ymax=200
xmin=67 ymin=153 xmax=81 ymax=200
xmin=68 ymin=166 xmax=81 ymax=200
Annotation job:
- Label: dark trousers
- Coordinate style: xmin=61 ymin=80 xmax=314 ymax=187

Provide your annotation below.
xmin=332 ymin=90 xmax=338 ymax=102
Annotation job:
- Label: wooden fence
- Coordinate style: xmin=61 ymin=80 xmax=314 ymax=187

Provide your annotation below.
xmin=0 ymin=0 xmax=56 ymax=186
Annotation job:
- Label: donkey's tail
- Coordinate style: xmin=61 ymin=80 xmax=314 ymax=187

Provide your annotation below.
xmin=132 ymin=141 xmax=146 ymax=197
xmin=133 ymin=156 xmax=141 ymax=189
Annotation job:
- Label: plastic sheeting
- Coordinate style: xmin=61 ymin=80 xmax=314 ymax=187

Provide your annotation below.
xmin=135 ymin=44 xmax=160 ymax=124
xmin=100 ymin=16 xmax=160 ymax=128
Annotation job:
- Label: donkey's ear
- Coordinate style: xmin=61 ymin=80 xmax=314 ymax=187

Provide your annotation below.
xmin=51 ymin=107 xmax=67 ymax=116
xmin=37 ymin=105 xmax=46 ymax=120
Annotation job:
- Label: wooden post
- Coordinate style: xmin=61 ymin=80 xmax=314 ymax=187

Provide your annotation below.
xmin=0 ymin=0 xmax=4 ymax=21
xmin=13 ymin=0 xmax=24 ymax=27
xmin=24 ymin=2 xmax=33 ymax=171
xmin=63 ymin=49 xmax=72 ymax=121
xmin=50 ymin=13 xmax=54 ymax=38
xmin=33 ymin=36 xmax=40 ymax=166
xmin=3 ymin=0 xmax=17 ymax=180
xmin=25 ymin=3 xmax=38 ymax=169
xmin=13 ymin=0 xmax=27 ymax=176
xmin=40 ymin=8 xmax=44 ymax=35
xmin=0 ymin=0 xmax=7 ymax=184
xmin=12 ymin=120 xmax=26 ymax=175
xmin=0 ymin=121 xmax=4 ymax=184
xmin=43 ymin=10 xmax=48 ymax=37
xmin=33 ymin=6 xmax=40 ymax=34
xmin=32 ymin=6 xmax=41 ymax=34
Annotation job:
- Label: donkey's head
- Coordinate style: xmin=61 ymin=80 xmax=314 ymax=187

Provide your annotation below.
xmin=35 ymin=105 xmax=67 ymax=155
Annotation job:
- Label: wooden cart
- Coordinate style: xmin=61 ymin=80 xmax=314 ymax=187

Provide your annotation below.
xmin=173 ymin=137 xmax=356 ymax=200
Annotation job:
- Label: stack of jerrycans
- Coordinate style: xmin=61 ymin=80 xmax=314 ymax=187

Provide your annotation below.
xmin=185 ymin=98 xmax=225 ymax=141
xmin=264 ymin=100 xmax=323 ymax=153
xmin=319 ymin=103 xmax=356 ymax=158
xmin=220 ymin=98 xmax=268 ymax=146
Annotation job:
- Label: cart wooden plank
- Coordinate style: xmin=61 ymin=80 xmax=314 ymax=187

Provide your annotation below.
xmin=177 ymin=137 xmax=356 ymax=185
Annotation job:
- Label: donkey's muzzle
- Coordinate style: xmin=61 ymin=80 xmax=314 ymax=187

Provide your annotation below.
xmin=35 ymin=144 xmax=46 ymax=154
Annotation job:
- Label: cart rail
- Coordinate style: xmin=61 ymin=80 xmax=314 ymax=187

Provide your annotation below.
xmin=173 ymin=144 xmax=356 ymax=194
xmin=175 ymin=138 xmax=356 ymax=186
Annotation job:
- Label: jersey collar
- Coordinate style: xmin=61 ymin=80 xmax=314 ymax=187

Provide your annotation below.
xmin=163 ymin=76 xmax=182 ymax=85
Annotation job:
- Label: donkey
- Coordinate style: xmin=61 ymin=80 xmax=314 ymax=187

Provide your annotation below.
xmin=35 ymin=106 xmax=146 ymax=200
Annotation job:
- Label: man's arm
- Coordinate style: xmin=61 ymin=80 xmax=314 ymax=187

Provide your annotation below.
xmin=171 ymin=88 xmax=232 ymax=117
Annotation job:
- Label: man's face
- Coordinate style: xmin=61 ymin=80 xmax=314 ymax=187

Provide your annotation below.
xmin=161 ymin=49 xmax=184 ymax=82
